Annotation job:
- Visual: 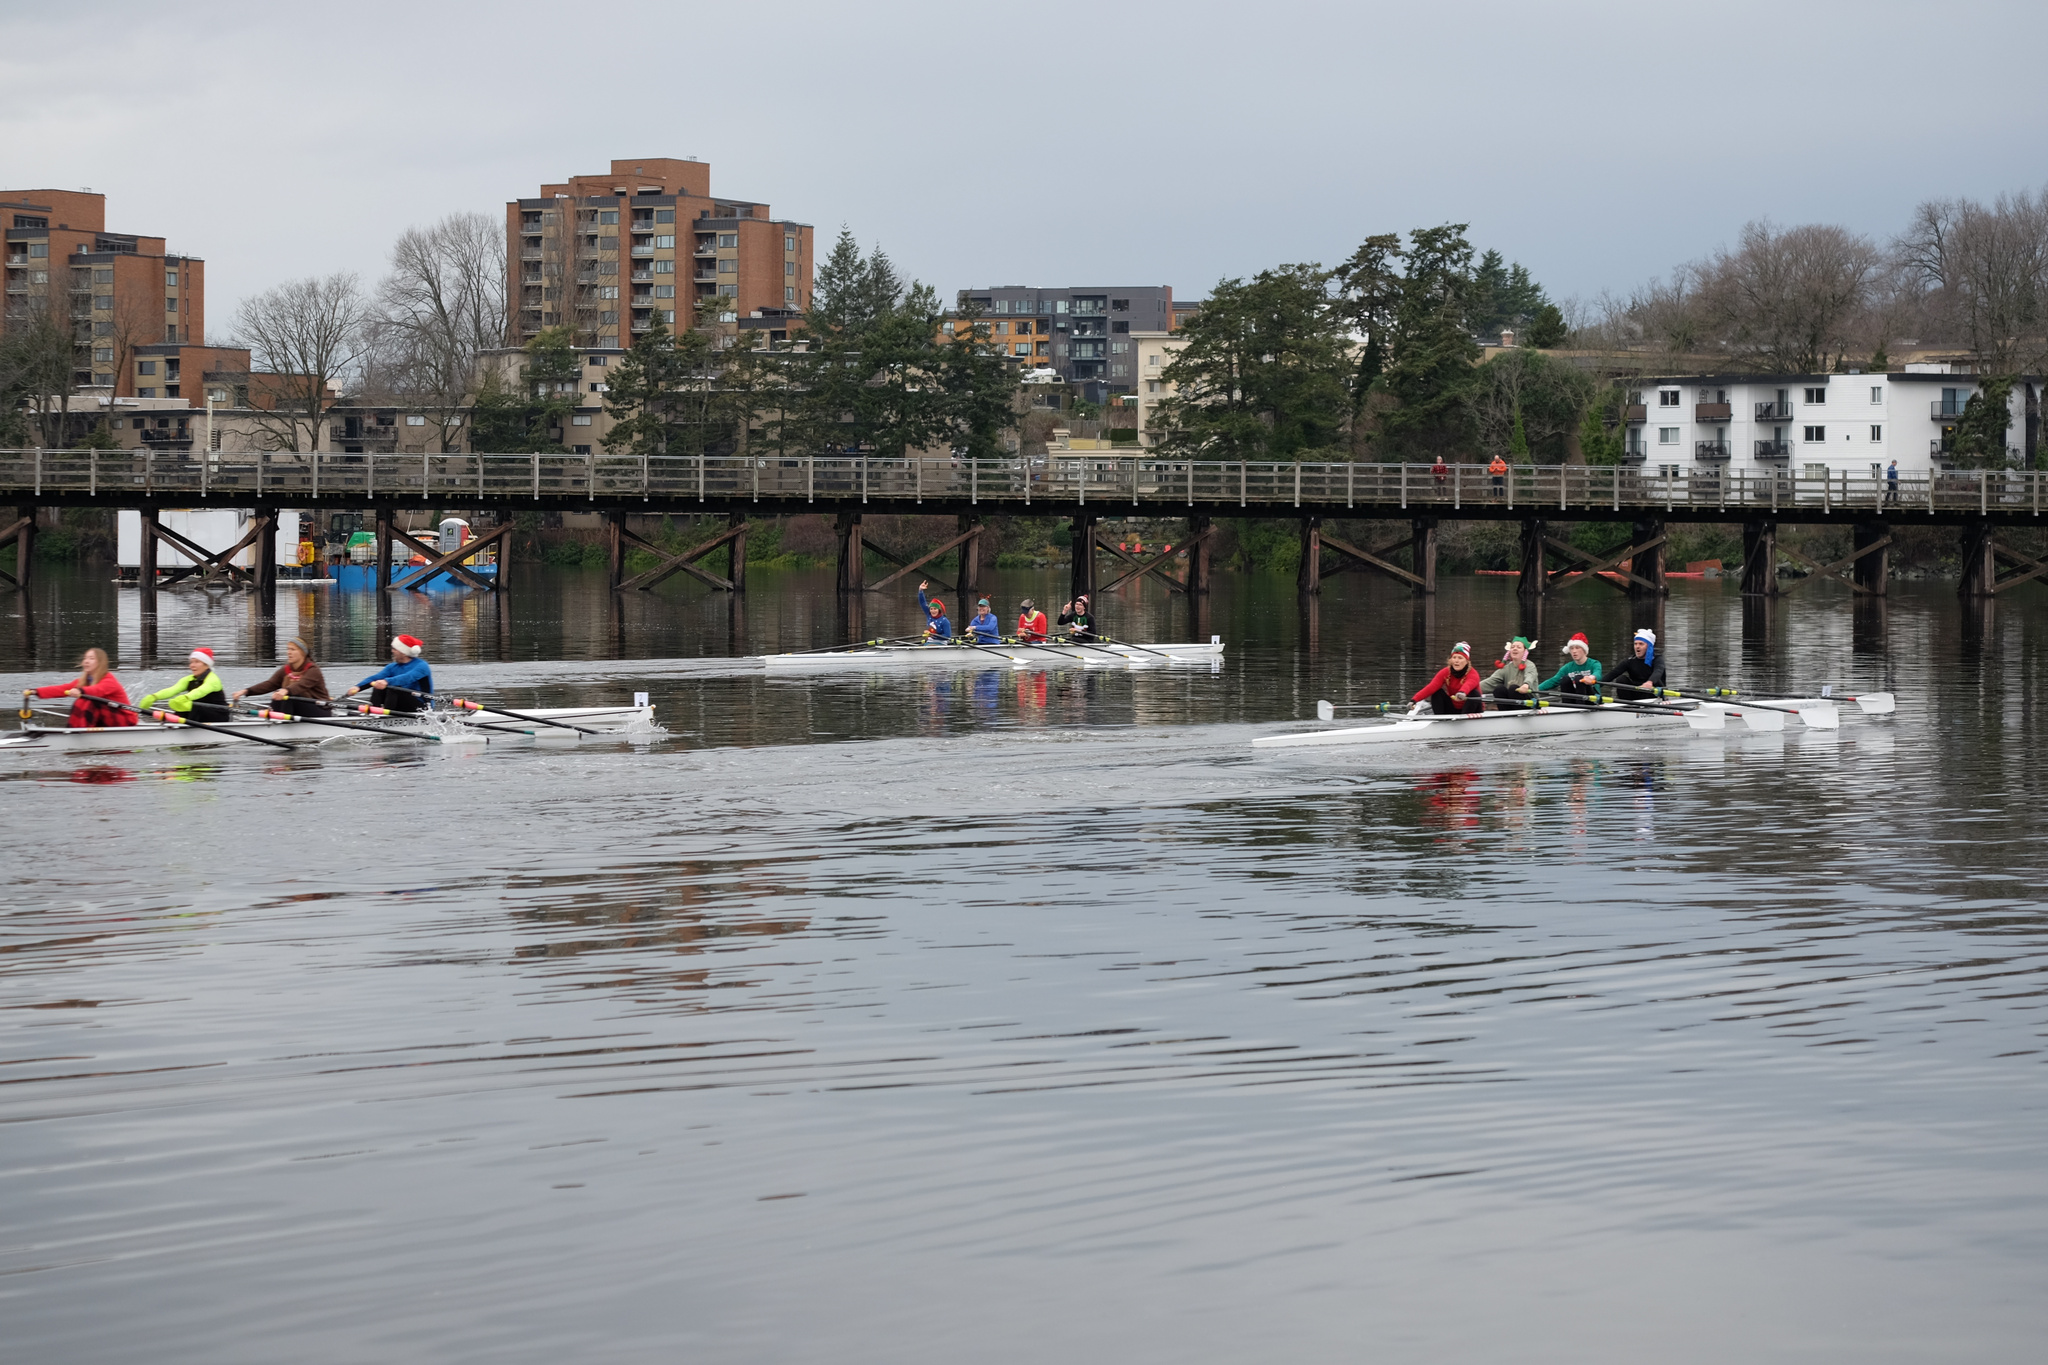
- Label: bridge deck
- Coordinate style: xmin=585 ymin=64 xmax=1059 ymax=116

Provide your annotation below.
xmin=1 ymin=449 xmax=2040 ymax=523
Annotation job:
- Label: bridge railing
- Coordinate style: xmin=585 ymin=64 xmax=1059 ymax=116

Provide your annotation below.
xmin=0 ymin=448 xmax=2039 ymax=516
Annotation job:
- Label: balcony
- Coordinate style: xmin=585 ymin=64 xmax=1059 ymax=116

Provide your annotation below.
xmin=630 ymin=270 xmax=653 ymax=282
xmin=138 ymin=428 xmax=193 ymax=446
xmin=629 ymin=246 xmax=655 ymax=258
xmin=520 ymin=250 xmax=543 ymax=262
xmin=1622 ymin=444 xmax=1648 ymax=462
xmin=1694 ymin=441 xmax=1732 ymax=461
xmin=1695 ymin=402 xmax=1732 ymax=422
xmin=694 ymin=270 xmax=717 ymax=283
xmin=1931 ymin=400 xmax=1968 ymax=420
xmin=694 ymin=241 xmax=717 ymax=257
xmin=1755 ymin=401 xmax=1791 ymax=421
xmin=1623 ymin=403 xmax=1647 ymax=423
xmin=630 ymin=293 xmax=653 ymax=306
xmin=1753 ymin=440 xmax=1792 ymax=460
xmin=631 ymin=319 xmax=653 ymax=333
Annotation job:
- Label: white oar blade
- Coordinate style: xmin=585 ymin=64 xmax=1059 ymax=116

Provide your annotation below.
xmin=1684 ymin=708 xmax=1727 ymax=731
xmin=1317 ymin=700 xmax=1335 ymax=721
xmin=1738 ymin=707 xmax=1787 ymax=733
xmin=1799 ymin=705 xmax=1841 ymax=730
xmin=1854 ymin=692 xmax=1896 ymax=715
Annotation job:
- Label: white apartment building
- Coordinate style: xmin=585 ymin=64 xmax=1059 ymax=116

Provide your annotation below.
xmin=1130 ymin=331 xmax=1188 ymax=447
xmin=1624 ymin=368 xmax=2035 ymax=479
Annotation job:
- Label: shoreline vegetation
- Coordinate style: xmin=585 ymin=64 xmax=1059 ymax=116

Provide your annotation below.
xmin=11 ymin=508 xmax=2036 ymax=584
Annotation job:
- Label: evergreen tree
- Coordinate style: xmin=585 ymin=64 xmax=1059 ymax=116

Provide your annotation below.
xmin=1376 ymin=224 xmax=1482 ymax=458
xmin=1948 ymin=375 xmax=2014 ymax=467
xmin=1508 ymin=409 xmax=1530 ymax=463
xmin=467 ymin=326 xmax=582 ymax=452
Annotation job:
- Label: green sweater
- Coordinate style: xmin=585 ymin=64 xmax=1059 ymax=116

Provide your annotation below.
xmin=139 ymin=669 xmax=225 ymax=713
xmin=1540 ymin=656 xmax=1602 ymax=692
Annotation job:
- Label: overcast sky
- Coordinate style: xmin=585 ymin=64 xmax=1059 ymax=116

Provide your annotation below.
xmin=5 ymin=0 xmax=2043 ymax=325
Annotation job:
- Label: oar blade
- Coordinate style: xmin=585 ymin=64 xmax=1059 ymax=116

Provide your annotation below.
xmin=1737 ymin=706 xmax=1787 ymax=732
xmin=1854 ymin=692 xmax=1896 ymax=715
xmin=1799 ymin=705 xmax=1841 ymax=730
xmin=1684 ymin=708 xmax=1727 ymax=731
xmin=1317 ymin=700 xmax=1335 ymax=721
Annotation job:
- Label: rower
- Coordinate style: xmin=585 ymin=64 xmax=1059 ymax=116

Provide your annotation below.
xmin=345 ymin=635 xmax=432 ymax=713
xmin=1480 ymin=636 xmax=1541 ymax=709
xmin=231 ymin=636 xmax=331 ymax=717
xmin=1016 ymin=598 xmax=1049 ymax=642
xmin=916 ymin=581 xmax=953 ymax=641
xmin=1411 ymin=642 xmax=1484 ymax=715
xmin=138 ymin=647 xmax=232 ymax=721
xmin=966 ymin=597 xmax=1001 ymax=644
xmin=1603 ymin=628 xmax=1666 ymax=701
xmin=28 ymin=647 xmax=138 ymax=729
xmin=1540 ymin=632 xmax=1603 ymax=703
xmin=1058 ymin=594 xmax=1094 ymax=641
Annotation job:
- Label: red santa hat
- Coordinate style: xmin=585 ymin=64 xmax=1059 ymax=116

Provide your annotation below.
xmin=391 ymin=634 xmax=424 ymax=658
xmin=1562 ymin=632 xmax=1591 ymax=654
xmin=188 ymin=647 xmax=215 ymax=667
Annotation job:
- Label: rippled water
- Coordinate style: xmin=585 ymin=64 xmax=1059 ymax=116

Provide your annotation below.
xmin=2 ymin=566 xmax=2045 ymax=1363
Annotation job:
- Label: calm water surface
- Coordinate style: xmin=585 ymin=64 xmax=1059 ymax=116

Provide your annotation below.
xmin=2 ymin=565 xmax=2044 ymax=1363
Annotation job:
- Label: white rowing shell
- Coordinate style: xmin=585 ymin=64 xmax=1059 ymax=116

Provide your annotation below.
xmin=1253 ymin=697 xmax=1859 ymax=749
xmin=0 ymin=704 xmax=657 ymax=755
xmin=759 ymin=641 xmax=1225 ymax=671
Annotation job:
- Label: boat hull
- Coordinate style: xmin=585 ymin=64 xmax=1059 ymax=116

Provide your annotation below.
xmin=760 ymin=641 xmax=1224 ymax=671
xmin=1252 ymin=698 xmax=1839 ymax=748
xmin=1 ymin=704 xmax=656 ymax=754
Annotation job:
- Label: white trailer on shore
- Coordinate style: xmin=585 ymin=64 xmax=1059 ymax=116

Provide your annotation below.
xmin=117 ymin=508 xmax=301 ymax=572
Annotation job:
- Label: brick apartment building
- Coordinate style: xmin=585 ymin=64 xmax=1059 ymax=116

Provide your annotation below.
xmin=0 ymin=189 xmax=232 ymax=399
xmin=952 ymin=285 xmax=1175 ymax=402
xmin=507 ymin=158 xmax=813 ymax=348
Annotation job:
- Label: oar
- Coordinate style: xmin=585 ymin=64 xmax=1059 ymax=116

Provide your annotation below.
xmin=1091 ymin=635 xmax=1176 ymax=662
xmin=446 ymin=697 xmax=599 ymax=736
xmin=785 ymin=634 xmax=929 ymax=656
xmin=114 ymin=698 xmax=299 ymax=750
xmin=236 ymin=703 xmax=442 ymax=744
xmin=1059 ymin=636 xmax=1161 ymax=668
xmin=1650 ymin=686 xmax=1837 ymax=730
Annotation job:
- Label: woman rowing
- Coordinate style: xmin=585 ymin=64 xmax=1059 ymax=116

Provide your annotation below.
xmin=138 ymin=647 xmax=233 ymax=722
xmin=230 ymin=637 xmax=331 ymax=717
xmin=344 ymin=635 xmax=432 ymax=713
xmin=28 ymin=647 xmax=138 ymax=728
xmin=1539 ymin=632 xmax=1603 ymax=703
xmin=916 ymin=581 xmax=953 ymax=641
xmin=1480 ymin=636 xmax=1541 ymax=709
xmin=1603 ymin=628 xmax=1665 ymax=700
xmin=965 ymin=597 xmax=1002 ymax=644
xmin=1411 ymin=642 xmax=1484 ymax=715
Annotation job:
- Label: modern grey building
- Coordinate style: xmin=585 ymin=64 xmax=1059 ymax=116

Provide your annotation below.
xmin=955 ymin=285 xmax=1174 ymax=403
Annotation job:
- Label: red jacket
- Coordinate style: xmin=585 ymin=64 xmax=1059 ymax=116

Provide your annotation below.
xmin=36 ymin=674 xmax=138 ymax=728
xmin=1017 ymin=610 xmax=1049 ymax=642
xmin=1412 ymin=664 xmax=1483 ymax=709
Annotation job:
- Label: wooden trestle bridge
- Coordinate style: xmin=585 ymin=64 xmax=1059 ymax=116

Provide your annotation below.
xmin=1 ymin=448 xmax=2044 ymax=616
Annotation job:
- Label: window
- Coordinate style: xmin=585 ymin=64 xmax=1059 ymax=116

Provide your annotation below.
xmin=93 ymin=268 xmax=112 ymax=284
xmin=406 ymin=415 xmax=426 ymax=426
xmin=93 ymin=348 xmax=112 ymax=363
xmin=598 ymin=211 xmax=618 ymax=224
xmin=93 ymin=322 xmax=112 ymax=336
xmin=654 ymin=235 xmax=675 ymax=249
xmin=1148 ymin=381 xmax=1161 ymax=394
xmin=1803 ymin=425 xmax=1826 ymax=442
xmin=717 ymin=259 xmax=736 ymax=273
xmin=647 ymin=258 xmax=670 ymax=275
xmin=717 ymin=233 xmax=737 ymax=248
xmin=138 ymin=361 xmax=157 ymax=375
xmin=597 ymin=286 xmax=618 ymax=299
xmin=1870 ymin=424 xmax=1882 ymax=441
xmin=589 ymin=355 xmax=607 ymax=366
xmin=597 ymin=236 xmax=618 ymax=251
xmin=138 ymin=387 xmax=155 ymax=398
xmin=654 ymin=284 xmax=674 ymax=298
xmin=1658 ymin=427 xmax=1678 ymax=444
xmin=1111 ymin=299 xmax=1130 ymax=311
xmin=784 ymin=261 xmax=794 ymax=276
xmin=785 ymin=235 xmax=797 ymax=252
xmin=1658 ymin=389 xmax=1679 ymax=406
xmin=571 ymin=414 xmax=593 ymax=426
xmin=1148 ymin=354 xmax=1160 ymax=367
xmin=166 ymin=298 xmax=178 ymax=313
xmin=12 ymin=214 xmax=46 ymax=228
xmin=1014 ymin=342 xmax=1030 ymax=356
xmin=597 ymin=261 xmax=616 ymax=275
xmin=27 ymin=243 xmax=46 ymax=258
xmin=1658 ymin=464 xmax=1681 ymax=480
xmin=718 ymin=285 xmax=737 ymax=298
xmin=1803 ymin=463 xmax=1829 ymax=480
xmin=208 ymin=388 xmax=228 ymax=403
xmin=784 ymin=286 xmax=796 ymax=303
xmin=1804 ymin=387 xmax=1826 ymax=404
xmin=1870 ymin=386 xmax=1882 ymax=404
xmin=93 ymin=295 xmax=112 ymax=310
xmin=1110 ymin=341 xmax=1129 ymax=354
xmin=598 ymin=311 xmax=618 ymax=325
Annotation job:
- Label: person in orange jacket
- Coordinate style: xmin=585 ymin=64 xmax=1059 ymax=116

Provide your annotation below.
xmin=1489 ymin=454 xmax=1509 ymax=498
xmin=29 ymin=647 xmax=138 ymax=728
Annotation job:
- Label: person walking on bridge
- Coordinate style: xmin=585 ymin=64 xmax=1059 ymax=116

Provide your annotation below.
xmin=1489 ymin=454 xmax=1508 ymax=499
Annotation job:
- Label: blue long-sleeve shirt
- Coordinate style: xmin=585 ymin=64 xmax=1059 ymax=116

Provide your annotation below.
xmin=967 ymin=611 xmax=1000 ymax=643
xmin=918 ymin=587 xmax=952 ymax=640
xmin=356 ymin=657 xmax=433 ymax=695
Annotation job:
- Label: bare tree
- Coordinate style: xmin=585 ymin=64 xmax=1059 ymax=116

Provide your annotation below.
xmin=0 ymin=295 xmax=84 ymax=446
xmin=232 ymin=273 xmax=367 ymax=452
xmin=1693 ymin=220 xmax=1882 ymax=373
xmin=361 ymin=212 xmax=507 ymax=451
xmin=1896 ymin=190 xmax=2048 ymax=373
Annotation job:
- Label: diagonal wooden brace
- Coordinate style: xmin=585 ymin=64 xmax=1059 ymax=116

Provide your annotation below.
xmin=1318 ymin=531 xmax=1426 ymax=589
xmin=1095 ymin=525 xmax=1216 ymax=594
xmin=1777 ymin=534 xmax=1894 ymax=595
xmin=0 ymin=515 xmax=29 ymax=589
xmin=616 ymin=521 xmax=747 ymax=592
xmin=387 ymin=523 xmax=497 ymax=591
xmin=1990 ymin=540 xmax=2048 ymax=594
xmin=1543 ymin=533 xmax=1665 ymax=594
xmin=865 ymin=526 xmax=979 ymax=594
xmin=154 ymin=515 xmax=270 ymax=588
xmin=392 ymin=523 xmax=510 ymax=591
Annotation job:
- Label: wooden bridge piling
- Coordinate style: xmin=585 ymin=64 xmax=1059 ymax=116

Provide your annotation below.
xmin=1853 ymin=521 xmax=1889 ymax=596
xmin=1742 ymin=522 xmax=1778 ymax=597
xmin=1517 ymin=519 xmax=1547 ymax=600
xmin=1411 ymin=517 xmax=1439 ymax=595
xmin=1186 ymin=516 xmax=1212 ymax=597
xmin=728 ymin=512 xmax=749 ymax=593
xmin=0 ymin=505 xmax=33 ymax=594
xmin=1297 ymin=517 xmax=1322 ymax=597
xmin=835 ymin=511 xmax=864 ymax=595
xmin=1070 ymin=514 xmax=1097 ymax=603
xmin=1629 ymin=518 xmax=1666 ymax=599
